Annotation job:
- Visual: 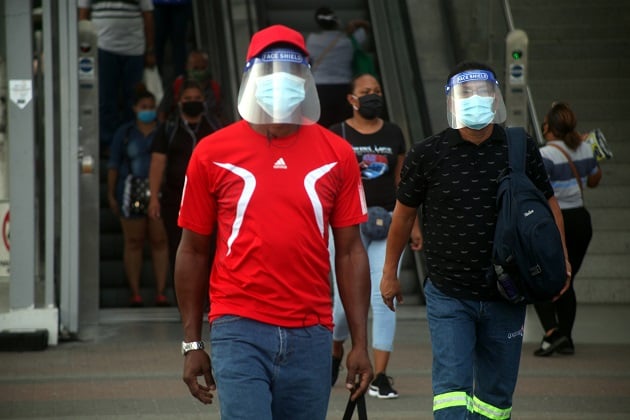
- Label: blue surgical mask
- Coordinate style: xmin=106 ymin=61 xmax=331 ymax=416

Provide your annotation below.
xmin=255 ymin=72 xmax=306 ymax=119
xmin=456 ymin=95 xmax=495 ymax=130
xmin=137 ymin=109 xmax=156 ymax=123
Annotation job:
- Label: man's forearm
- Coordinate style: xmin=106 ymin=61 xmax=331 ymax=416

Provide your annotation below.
xmin=383 ymin=202 xmax=417 ymax=275
xmin=336 ymin=248 xmax=370 ymax=348
xmin=176 ymin=249 xmax=210 ymax=342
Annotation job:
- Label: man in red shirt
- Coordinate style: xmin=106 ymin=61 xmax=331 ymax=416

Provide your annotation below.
xmin=175 ymin=24 xmax=373 ymax=419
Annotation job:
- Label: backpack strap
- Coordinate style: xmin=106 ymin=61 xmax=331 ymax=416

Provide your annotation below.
xmin=505 ymin=126 xmax=527 ymax=174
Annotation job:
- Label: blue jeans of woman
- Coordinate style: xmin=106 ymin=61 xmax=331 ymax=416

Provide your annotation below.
xmin=331 ymin=228 xmax=397 ymax=352
xmin=210 ymin=316 xmax=332 ymax=420
xmin=424 ymin=280 xmax=526 ymax=420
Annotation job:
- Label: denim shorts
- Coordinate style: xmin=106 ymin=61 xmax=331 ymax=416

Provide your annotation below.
xmin=210 ymin=315 xmax=332 ymax=420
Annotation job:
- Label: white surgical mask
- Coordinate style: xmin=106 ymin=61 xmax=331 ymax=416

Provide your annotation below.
xmin=254 ymin=72 xmax=306 ymax=120
xmin=456 ymin=95 xmax=495 ymax=130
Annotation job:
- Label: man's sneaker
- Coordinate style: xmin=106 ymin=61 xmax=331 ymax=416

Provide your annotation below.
xmin=368 ymin=373 xmax=399 ymax=399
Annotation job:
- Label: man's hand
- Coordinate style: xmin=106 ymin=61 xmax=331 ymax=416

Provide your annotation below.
xmin=409 ymin=223 xmax=423 ymax=251
xmin=344 ymin=347 xmax=373 ymax=401
xmin=182 ymin=350 xmax=216 ymax=405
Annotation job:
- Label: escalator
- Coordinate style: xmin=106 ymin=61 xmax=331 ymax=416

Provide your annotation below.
xmin=192 ymin=0 xmax=437 ymax=302
xmin=99 ymin=0 xmax=441 ymax=307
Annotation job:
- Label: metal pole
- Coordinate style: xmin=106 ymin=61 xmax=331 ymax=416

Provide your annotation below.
xmin=5 ymin=0 xmax=36 ymax=310
xmin=42 ymin=0 xmax=57 ymax=308
xmin=58 ymin=0 xmax=80 ymax=334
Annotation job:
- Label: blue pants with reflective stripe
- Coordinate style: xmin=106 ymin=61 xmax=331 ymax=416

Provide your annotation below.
xmin=425 ymin=280 xmax=526 ymax=419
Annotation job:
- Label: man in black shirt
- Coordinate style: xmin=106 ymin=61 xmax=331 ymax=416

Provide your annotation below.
xmin=380 ymin=62 xmax=569 ymax=419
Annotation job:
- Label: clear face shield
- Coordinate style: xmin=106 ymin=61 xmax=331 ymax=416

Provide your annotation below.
xmin=445 ymin=70 xmax=507 ymax=130
xmin=237 ymin=48 xmax=320 ymax=125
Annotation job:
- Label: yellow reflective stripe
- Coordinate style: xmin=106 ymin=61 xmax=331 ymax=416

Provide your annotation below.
xmin=433 ymin=391 xmax=473 ymax=412
xmin=472 ymin=395 xmax=512 ymax=420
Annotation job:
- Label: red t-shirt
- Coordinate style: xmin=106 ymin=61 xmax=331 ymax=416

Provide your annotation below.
xmin=179 ymin=121 xmax=367 ymax=329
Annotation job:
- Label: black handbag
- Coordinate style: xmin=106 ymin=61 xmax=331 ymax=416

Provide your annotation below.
xmin=342 ymin=393 xmax=367 ymax=420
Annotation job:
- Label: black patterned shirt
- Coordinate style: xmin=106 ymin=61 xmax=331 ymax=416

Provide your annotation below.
xmin=397 ymin=125 xmax=553 ymax=300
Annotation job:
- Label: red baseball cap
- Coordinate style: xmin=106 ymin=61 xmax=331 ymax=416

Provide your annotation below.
xmin=246 ymin=24 xmax=309 ymax=61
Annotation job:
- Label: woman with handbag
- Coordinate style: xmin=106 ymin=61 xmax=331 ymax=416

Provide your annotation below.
xmin=533 ymin=101 xmax=602 ymax=356
xmin=328 ymin=74 xmax=421 ymax=399
xmin=107 ymin=84 xmax=170 ymax=307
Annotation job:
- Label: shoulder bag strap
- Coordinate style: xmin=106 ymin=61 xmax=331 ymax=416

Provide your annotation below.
xmin=312 ymin=32 xmax=344 ymax=71
xmin=548 ymin=143 xmax=583 ymax=191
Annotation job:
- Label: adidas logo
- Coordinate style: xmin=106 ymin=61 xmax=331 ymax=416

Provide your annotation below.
xmin=273 ymin=157 xmax=287 ymax=169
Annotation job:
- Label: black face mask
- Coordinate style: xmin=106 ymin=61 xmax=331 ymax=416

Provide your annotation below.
xmin=180 ymin=101 xmax=205 ymax=117
xmin=357 ymin=94 xmax=383 ymax=119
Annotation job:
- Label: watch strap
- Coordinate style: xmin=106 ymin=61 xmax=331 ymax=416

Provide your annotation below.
xmin=181 ymin=340 xmax=205 ymax=355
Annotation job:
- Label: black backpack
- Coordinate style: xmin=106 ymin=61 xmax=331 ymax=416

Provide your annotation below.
xmin=492 ymin=127 xmax=566 ymax=304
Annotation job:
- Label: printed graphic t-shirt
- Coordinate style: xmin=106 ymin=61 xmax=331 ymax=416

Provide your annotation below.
xmin=178 ymin=121 xmax=367 ymax=329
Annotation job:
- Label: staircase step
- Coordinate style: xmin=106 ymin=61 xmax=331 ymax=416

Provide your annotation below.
xmin=590 ymin=208 xmax=630 ymax=230
xmin=100 ymin=209 xmax=121 ymax=234
xmin=578 ymin=254 xmax=629 ymax=279
xmin=581 ymin=186 xmax=630 ymax=208
xmin=590 ymin=231 xmax=630 ymax=255
xmin=575 ymin=277 xmax=630 ymax=303
xmin=99 ymin=260 xmax=163 ymax=288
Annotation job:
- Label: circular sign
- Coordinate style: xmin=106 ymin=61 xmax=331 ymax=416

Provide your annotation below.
xmin=79 ymin=57 xmax=93 ymax=73
xmin=510 ymin=64 xmax=524 ymax=79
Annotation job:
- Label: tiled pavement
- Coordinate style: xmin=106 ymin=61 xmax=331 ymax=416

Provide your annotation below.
xmin=1 ymin=304 xmax=630 ymax=419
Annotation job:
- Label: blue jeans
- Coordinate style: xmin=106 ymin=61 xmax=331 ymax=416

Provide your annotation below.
xmin=424 ymin=280 xmax=526 ymax=420
xmin=210 ymin=316 xmax=332 ymax=420
xmin=331 ymin=228 xmax=397 ymax=352
xmin=98 ymin=49 xmax=144 ymax=151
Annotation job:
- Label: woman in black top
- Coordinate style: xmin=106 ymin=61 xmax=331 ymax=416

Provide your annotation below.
xmin=148 ymin=80 xmax=219 ymax=286
xmin=328 ymin=74 xmax=421 ymax=399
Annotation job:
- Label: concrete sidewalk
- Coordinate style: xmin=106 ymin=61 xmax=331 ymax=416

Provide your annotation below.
xmin=1 ymin=304 xmax=630 ymax=419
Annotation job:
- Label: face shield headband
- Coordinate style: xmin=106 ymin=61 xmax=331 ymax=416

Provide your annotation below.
xmin=445 ymin=70 xmax=507 ymax=130
xmin=237 ymin=48 xmax=320 ymax=125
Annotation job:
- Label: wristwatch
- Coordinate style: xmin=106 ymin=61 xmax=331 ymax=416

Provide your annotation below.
xmin=181 ymin=340 xmax=205 ymax=355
